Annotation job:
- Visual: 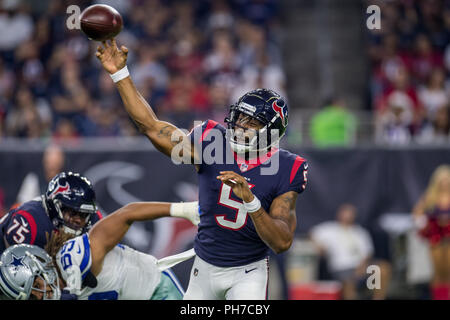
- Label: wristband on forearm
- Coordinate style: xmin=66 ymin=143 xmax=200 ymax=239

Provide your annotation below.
xmin=243 ymin=196 xmax=261 ymax=213
xmin=110 ymin=65 xmax=129 ymax=83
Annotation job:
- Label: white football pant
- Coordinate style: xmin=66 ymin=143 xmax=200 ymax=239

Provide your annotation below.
xmin=183 ymin=255 xmax=269 ymax=300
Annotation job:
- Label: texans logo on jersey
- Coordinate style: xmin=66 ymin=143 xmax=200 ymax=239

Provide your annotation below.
xmin=272 ymin=100 xmax=288 ymax=127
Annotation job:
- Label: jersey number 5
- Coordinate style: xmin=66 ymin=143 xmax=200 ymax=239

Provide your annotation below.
xmin=215 ymin=183 xmax=248 ymax=230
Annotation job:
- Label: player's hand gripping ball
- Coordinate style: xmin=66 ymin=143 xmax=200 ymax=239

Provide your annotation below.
xmin=80 ymin=4 xmax=123 ymax=41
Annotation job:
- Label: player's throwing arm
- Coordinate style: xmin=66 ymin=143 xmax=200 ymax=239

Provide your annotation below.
xmin=95 ymin=39 xmax=195 ymax=162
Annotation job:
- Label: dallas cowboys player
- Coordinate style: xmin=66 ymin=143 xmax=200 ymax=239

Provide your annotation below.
xmin=0 ymin=172 xmax=102 ymax=255
xmin=0 ymin=200 xmax=199 ymax=300
xmin=96 ymin=39 xmax=308 ymax=300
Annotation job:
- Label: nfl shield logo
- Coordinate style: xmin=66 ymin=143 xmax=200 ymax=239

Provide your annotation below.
xmin=240 ymin=163 xmax=248 ymax=172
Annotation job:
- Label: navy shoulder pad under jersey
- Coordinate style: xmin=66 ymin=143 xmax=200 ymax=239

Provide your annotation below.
xmin=0 ymin=197 xmax=54 ymax=253
xmin=190 ymin=119 xmax=308 ymax=267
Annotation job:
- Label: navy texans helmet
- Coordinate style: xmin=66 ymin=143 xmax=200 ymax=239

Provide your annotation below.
xmin=225 ymin=88 xmax=289 ymax=153
xmin=44 ymin=172 xmax=97 ymax=236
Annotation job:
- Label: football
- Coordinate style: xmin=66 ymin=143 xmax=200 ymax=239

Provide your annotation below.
xmin=79 ymin=4 xmax=123 ymax=41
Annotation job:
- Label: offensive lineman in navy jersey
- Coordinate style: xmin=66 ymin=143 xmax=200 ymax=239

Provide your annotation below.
xmin=0 ymin=172 xmax=102 ymax=254
xmin=96 ymin=39 xmax=308 ymax=299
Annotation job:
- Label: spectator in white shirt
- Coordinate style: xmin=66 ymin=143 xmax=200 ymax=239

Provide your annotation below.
xmin=0 ymin=0 xmax=33 ymax=51
xmin=310 ymin=204 xmax=389 ymax=300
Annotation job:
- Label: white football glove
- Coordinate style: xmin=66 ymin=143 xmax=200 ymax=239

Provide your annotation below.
xmin=170 ymin=201 xmax=200 ymax=226
xmin=63 ymin=265 xmax=82 ymax=295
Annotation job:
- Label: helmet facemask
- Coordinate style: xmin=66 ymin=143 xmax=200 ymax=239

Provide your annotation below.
xmin=226 ymin=107 xmax=285 ymax=154
xmin=27 ymin=251 xmax=61 ymax=300
xmin=53 ymin=199 xmax=95 ymax=236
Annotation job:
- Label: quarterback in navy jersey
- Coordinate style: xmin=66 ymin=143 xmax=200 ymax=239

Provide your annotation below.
xmin=96 ymin=39 xmax=308 ymax=299
xmin=0 ymin=172 xmax=102 ymax=254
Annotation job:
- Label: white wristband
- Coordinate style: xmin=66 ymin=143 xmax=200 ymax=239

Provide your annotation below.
xmin=110 ymin=65 xmax=129 ymax=83
xmin=243 ymin=196 xmax=261 ymax=213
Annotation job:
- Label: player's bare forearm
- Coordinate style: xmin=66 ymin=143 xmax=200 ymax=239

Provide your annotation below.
xmin=115 ymin=78 xmax=189 ymax=157
xmin=248 ymin=191 xmax=298 ymax=254
xmin=115 ymin=77 xmax=158 ymax=131
xmin=88 ymin=202 xmax=171 ymax=274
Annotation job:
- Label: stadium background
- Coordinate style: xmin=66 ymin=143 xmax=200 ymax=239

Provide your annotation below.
xmin=0 ymin=0 xmax=449 ymax=299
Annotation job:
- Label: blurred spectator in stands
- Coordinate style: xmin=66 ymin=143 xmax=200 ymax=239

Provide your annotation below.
xmin=237 ymin=20 xmax=281 ymax=69
xmin=0 ymin=57 xmax=14 ymax=138
xmin=410 ymin=33 xmax=444 ymax=84
xmin=168 ymin=30 xmax=204 ymax=77
xmin=413 ymin=165 xmax=450 ymax=300
xmin=206 ymin=81 xmax=230 ymax=126
xmin=416 ymin=104 xmax=450 ymax=144
xmin=232 ymin=50 xmax=286 ymax=103
xmin=0 ymin=0 xmax=33 ymax=54
xmin=236 ymin=0 xmax=278 ymax=26
xmin=376 ymin=66 xmax=420 ymax=115
xmin=15 ymin=40 xmax=48 ymax=99
xmin=52 ymin=118 xmax=79 ymax=143
xmin=0 ymin=56 xmax=15 ymax=100
xmin=16 ymin=143 xmax=65 ymax=204
xmin=418 ymin=68 xmax=449 ymax=121
xmin=309 ymin=96 xmax=357 ymax=147
xmin=132 ymin=45 xmax=169 ymax=94
xmin=373 ymin=34 xmax=408 ymax=90
xmin=204 ymin=29 xmax=241 ymax=92
xmin=375 ymin=66 xmax=423 ymax=144
xmin=51 ymin=61 xmax=87 ymax=118
xmin=160 ymin=73 xmax=208 ymax=130
xmin=205 ymin=0 xmax=234 ymax=33
xmin=310 ymin=203 xmax=391 ymax=300
xmin=375 ymin=91 xmax=415 ymax=145
xmin=5 ymin=86 xmax=48 ymax=138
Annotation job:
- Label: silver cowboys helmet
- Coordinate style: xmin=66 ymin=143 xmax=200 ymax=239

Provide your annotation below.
xmin=0 ymin=244 xmax=60 ymax=300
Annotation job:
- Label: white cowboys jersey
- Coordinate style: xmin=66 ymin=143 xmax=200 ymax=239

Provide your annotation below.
xmin=56 ymin=234 xmax=161 ymax=300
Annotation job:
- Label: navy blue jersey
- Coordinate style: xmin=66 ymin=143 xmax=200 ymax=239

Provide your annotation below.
xmin=189 ymin=120 xmax=308 ymax=267
xmin=0 ymin=197 xmax=102 ymax=254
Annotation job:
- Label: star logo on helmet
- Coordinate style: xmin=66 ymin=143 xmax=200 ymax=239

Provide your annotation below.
xmin=8 ymin=254 xmax=25 ymax=269
xmin=272 ymin=100 xmax=287 ymax=127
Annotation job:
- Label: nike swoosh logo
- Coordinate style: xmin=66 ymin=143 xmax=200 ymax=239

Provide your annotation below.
xmin=77 ymin=245 xmax=81 ymax=254
xmin=245 ymin=267 xmax=257 ymax=274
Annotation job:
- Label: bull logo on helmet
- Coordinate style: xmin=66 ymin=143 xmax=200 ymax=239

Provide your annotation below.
xmin=272 ymin=99 xmax=288 ymax=127
xmin=48 ymin=181 xmax=71 ymax=199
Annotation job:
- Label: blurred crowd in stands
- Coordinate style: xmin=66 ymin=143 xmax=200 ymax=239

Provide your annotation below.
xmin=0 ymin=0 xmax=449 ymax=146
xmin=367 ymin=0 xmax=450 ymax=145
xmin=0 ymin=0 xmax=284 ymax=141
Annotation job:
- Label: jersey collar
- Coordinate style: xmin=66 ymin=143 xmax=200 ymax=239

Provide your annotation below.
xmin=232 ymin=147 xmax=279 ymax=173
